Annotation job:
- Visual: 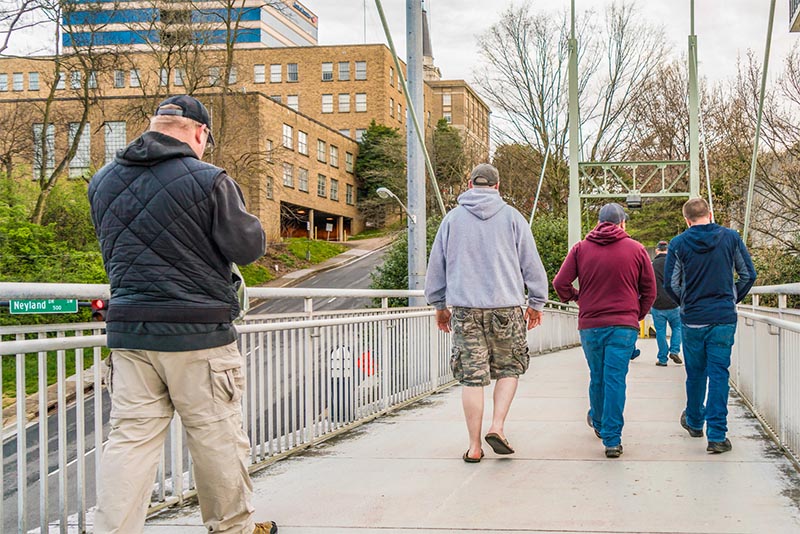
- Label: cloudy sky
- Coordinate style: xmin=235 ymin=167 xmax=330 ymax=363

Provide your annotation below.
xmin=308 ymin=0 xmax=799 ymax=87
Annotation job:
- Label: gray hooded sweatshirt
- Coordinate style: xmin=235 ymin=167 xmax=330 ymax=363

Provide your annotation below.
xmin=424 ymin=188 xmax=548 ymax=311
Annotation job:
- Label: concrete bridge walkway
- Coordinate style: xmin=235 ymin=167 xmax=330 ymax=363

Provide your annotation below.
xmin=143 ymin=339 xmax=800 ymax=534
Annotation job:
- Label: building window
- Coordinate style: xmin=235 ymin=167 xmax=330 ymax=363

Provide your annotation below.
xmin=266 ymin=176 xmax=273 ymax=199
xmin=208 ymin=66 xmax=221 ymax=86
xmin=270 ymin=64 xmax=281 ymax=83
xmin=127 ymin=69 xmax=139 ymax=88
xmin=282 ymin=124 xmax=293 ymax=149
xmin=287 ymin=94 xmax=298 ymax=111
xmin=355 ymin=129 xmax=366 ymax=142
xmin=345 ymin=152 xmax=354 ymax=173
xmin=321 ymin=62 xmax=333 ymax=81
xmin=270 ymin=95 xmax=282 ymax=103
xmin=389 ymin=97 xmax=394 ymax=117
xmin=266 ymin=139 xmax=273 ymax=161
xmin=0 ymin=74 xmax=6 ymax=91
xmin=355 ymin=61 xmax=367 ymax=80
xmin=282 ymin=163 xmax=294 ymax=187
xmin=287 ymin=63 xmax=298 ymax=82
xmin=56 ymin=72 xmax=65 ymax=90
xmin=397 ymin=103 xmax=402 ymax=122
xmin=298 ymin=168 xmax=309 ymax=192
xmin=338 ymin=61 xmax=350 ymax=81
xmin=160 ymin=68 xmax=168 ymax=86
xmin=346 ymin=183 xmax=354 ymax=205
xmin=297 ymin=130 xmax=308 ymax=155
xmin=339 ymin=129 xmax=351 ymax=138
xmin=355 ymin=93 xmax=367 ymax=112
xmin=88 ymin=71 xmax=97 ymax=89
xmin=443 ymin=93 xmax=452 ymax=106
xmin=338 ymin=93 xmax=350 ymax=112
xmin=317 ymin=174 xmax=326 ymax=197
xmin=12 ymin=72 xmax=23 ymax=91
xmin=389 ymin=67 xmax=394 ymax=86
xmin=317 ymin=140 xmax=326 ymax=162
xmin=68 ymin=122 xmax=91 ymax=178
xmin=104 ymin=121 xmax=126 ymax=164
xmin=329 ymin=145 xmax=339 ymax=168
xmin=444 ymin=112 xmax=452 ymax=123
xmin=174 ymin=68 xmax=185 ymax=86
xmin=70 ymin=71 xmax=81 ymax=89
xmin=228 ymin=67 xmax=237 ymax=84
xmin=33 ymin=123 xmax=55 ymax=173
xmin=28 ymin=72 xmax=39 ymax=90
xmin=254 ymin=64 xmax=265 ymax=83
xmin=330 ymin=179 xmax=339 ymax=201
xmin=321 ymin=94 xmax=333 ymax=113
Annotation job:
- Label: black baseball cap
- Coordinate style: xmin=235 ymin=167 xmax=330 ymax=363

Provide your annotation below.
xmin=598 ymin=203 xmax=629 ymax=224
xmin=155 ymin=95 xmax=215 ymax=146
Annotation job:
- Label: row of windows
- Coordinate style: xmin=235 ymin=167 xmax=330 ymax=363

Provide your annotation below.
xmin=7 ymin=58 xmax=374 ymax=93
xmin=33 ymin=121 xmax=127 ymax=176
xmin=280 ymin=163 xmax=354 ymax=205
xmin=321 ymin=93 xmax=367 ymax=113
xmin=281 ymin=124 xmax=354 ymax=172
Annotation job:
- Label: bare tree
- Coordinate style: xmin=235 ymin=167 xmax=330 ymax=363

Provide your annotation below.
xmin=25 ymin=0 xmax=120 ymax=223
xmin=474 ymin=1 xmax=665 ymax=214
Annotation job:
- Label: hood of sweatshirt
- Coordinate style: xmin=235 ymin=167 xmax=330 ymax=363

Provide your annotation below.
xmin=115 ymin=131 xmax=198 ymax=168
xmin=456 ymin=188 xmax=507 ymax=220
xmin=585 ymin=222 xmax=630 ymax=246
xmin=680 ymin=223 xmax=725 ymax=253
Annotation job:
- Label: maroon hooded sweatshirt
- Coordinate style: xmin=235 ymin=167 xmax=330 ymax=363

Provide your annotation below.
xmin=553 ymin=222 xmax=656 ymax=330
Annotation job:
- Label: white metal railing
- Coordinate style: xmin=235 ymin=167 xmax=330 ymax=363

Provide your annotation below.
xmin=733 ymin=284 xmax=800 ymax=469
xmin=0 ymin=283 xmax=579 ymax=533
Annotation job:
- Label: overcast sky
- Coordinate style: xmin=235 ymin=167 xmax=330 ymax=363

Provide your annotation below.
xmin=309 ymin=0 xmax=799 ymax=88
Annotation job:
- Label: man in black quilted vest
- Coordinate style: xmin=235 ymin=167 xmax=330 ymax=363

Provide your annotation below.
xmin=89 ymin=95 xmax=276 ymax=534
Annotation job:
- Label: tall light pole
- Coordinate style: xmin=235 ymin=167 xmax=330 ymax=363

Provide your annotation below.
xmin=567 ymin=0 xmax=581 ymax=248
xmin=407 ymin=0 xmax=426 ymax=306
xmin=688 ymin=0 xmax=700 ymax=199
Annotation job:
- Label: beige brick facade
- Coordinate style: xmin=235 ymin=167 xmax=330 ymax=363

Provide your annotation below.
xmin=0 ymin=43 xmax=489 ymax=240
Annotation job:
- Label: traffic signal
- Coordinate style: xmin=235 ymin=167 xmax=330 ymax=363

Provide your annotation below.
xmin=90 ymin=299 xmax=108 ymax=322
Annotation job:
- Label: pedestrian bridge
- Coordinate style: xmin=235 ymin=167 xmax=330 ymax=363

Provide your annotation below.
xmin=1 ymin=285 xmax=799 ymax=533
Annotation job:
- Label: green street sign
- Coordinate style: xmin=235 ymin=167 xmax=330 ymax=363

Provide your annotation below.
xmin=9 ymin=299 xmax=79 ymax=314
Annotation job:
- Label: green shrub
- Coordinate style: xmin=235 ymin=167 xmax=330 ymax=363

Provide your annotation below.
xmin=530 ymin=213 xmax=568 ymax=300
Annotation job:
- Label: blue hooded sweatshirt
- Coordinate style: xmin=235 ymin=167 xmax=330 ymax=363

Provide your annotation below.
xmin=663 ymin=223 xmax=756 ymax=325
xmin=424 ymin=188 xmax=548 ymax=311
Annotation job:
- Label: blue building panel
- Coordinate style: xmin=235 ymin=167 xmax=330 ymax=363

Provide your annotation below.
xmin=64 ymin=8 xmax=157 ymax=26
xmin=63 ymin=30 xmax=159 ymax=47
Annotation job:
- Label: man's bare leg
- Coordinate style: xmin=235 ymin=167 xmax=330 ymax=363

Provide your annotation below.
xmin=462 ymin=385 xmax=484 ymax=459
xmin=486 ymin=377 xmax=518 ymax=439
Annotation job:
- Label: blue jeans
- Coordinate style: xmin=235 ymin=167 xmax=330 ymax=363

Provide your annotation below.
xmin=580 ymin=327 xmax=638 ymax=447
xmin=682 ymin=323 xmax=737 ymax=442
xmin=651 ymin=307 xmax=682 ymax=364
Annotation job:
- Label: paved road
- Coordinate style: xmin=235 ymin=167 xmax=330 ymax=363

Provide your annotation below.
xmin=252 ymin=247 xmax=388 ymax=315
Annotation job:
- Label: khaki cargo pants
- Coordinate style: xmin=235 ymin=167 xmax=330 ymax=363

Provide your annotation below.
xmin=94 ymin=342 xmax=255 ymax=534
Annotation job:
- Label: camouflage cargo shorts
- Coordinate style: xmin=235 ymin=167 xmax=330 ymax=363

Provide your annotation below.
xmin=450 ymin=306 xmax=530 ymax=387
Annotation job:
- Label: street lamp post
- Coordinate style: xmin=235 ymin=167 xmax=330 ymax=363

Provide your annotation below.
xmin=377 ymin=187 xmax=417 ymax=224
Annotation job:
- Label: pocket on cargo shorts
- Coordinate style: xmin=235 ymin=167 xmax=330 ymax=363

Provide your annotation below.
xmin=102 ymin=353 xmax=114 ymax=395
xmin=209 ymin=356 xmax=244 ymax=403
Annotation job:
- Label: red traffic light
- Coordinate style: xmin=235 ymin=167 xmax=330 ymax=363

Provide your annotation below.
xmin=91 ymin=299 xmax=108 ymax=321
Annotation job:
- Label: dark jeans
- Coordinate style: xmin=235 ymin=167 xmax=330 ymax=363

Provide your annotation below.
xmin=651 ymin=307 xmax=682 ymax=363
xmin=580 ymin=326 xmax=638 ymax=447
xmin=682 ymin=323 xmax=737 ymax=442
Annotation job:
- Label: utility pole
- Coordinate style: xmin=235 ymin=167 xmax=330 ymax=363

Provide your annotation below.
xmin=567 ymin=0 xmax=581 ymax=248
xmin=688 ymin=0 xmax=700 ymax=198
xmin=407 ymin=0 xmax=426 ymax=306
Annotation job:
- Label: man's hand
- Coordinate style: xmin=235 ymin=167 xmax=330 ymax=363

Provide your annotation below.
xmin=524 ymin=307 xmax=543 ymax=330
xmin=435 ymin=308 xmax=452 ymax=333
